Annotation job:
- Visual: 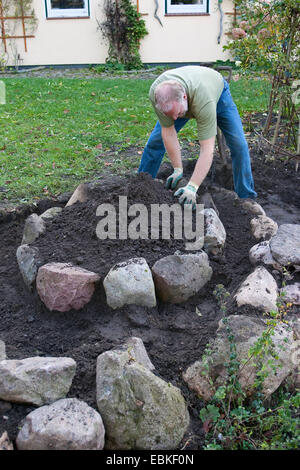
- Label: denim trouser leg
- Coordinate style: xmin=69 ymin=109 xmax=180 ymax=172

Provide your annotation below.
xmin=217 ymin=82 xmax=257 ymax=199
xmin=138 ymin=118 xmax=189 ymax=178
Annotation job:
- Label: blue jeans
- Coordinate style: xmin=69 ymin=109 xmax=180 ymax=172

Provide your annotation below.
xmin=138 ymin=80 xmax=257 ymax=199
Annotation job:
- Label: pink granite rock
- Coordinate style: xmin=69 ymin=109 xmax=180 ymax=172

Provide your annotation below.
xmin=36 ymin=263 xmax=100 ymax=312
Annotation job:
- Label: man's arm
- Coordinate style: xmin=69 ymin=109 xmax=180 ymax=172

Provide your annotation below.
xmin=174 ymin=136 xmax=215 ymax=209
xmin=161 ymin=125 xmax=183 ymax=169
xmin=190 ymin=136 xmax=215 ymax=187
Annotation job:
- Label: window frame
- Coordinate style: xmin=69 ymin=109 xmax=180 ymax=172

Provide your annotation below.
xmin=165 ymin=0 xmax=209 ymax=15
xmin=45 ymin=0 xmax=90 ymax=19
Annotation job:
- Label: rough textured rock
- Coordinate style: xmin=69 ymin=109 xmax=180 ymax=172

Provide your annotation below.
xmin=249 ymin=241 xmax=279 ymax=268
xmin=40 ymin=207 xmax=63 ymax=220
xmin=96 ymin=344 xmax=189 ymax=450
xmin=65 ymin=183 xmax=89 ymax=207
xmin=203 ymin=208 xmax=226 ymax=256
xmin=151 ymin=251 xmax=212 ymax=303
xmin=16 ymin=244 xmax=40 ymax=289
xmin=280 ymin=283 xmax=300 ymax=305
xmin=0 ymin=341 xmax=6 ymax=361
xmin=183 ymin=315 xmax=299 ymax=401
xmin=269 ymin=224 xmax=300 ymax=267
xmin=16 ymin=398 xmax=105 ymax=450
xmin=234 ymin=266 xmax=278 ymax=312
xmin=36 ymin=262 xmax=100 ymax=312
xmin=103 ymin=258 xmax=156 ymax=310
xmin=0 ymin=357 xmax=76 ymax=406
xmin=241 ymin=199 xmax=266 ymax=216
xmin=21 ymin=213 xmax=46 ymax=245
xmin=250 ymin=215 xmax=278 ymax=240
xmin=0 ymin=431 xmax=14 ymax=450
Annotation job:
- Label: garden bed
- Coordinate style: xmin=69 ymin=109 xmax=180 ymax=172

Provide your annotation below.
xmin=0 ymin=148 xmax=299 ymax=450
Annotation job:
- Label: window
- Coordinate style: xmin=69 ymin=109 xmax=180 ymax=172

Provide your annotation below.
xmin=166 ymin=0 xmax=209 ymax=14
xmin=45 ymin=0 xmax=90 ymax=18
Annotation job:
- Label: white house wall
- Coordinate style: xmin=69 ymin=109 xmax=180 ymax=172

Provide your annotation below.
xmin=1 ymin=0 xmax=234 ymax=67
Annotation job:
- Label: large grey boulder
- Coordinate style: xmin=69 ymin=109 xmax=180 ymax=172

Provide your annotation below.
xmin=96 ymin=340 xmax=189 ymax=450
xmin=234 ymin=266 xmax=278 ymax=312
xmin=0 ymin=357 xmax=76 ymax=406
xmin=21 ymin=213 xmax=46 ymax=245
xmin=183 ymin=315 xmax=299 ymax=401
xmin=203 ymin=208 xmax=226 ymax=256
xmin=16 ymin=244 xmax=40 ymax=289
xmin=103 ymin=258 xmax=156 ymax=310
xmin=270 ymin=224 xmax=300 ymax=267
xmin=151 ymin=251 xmax=212 ymax=303
xmin=16 ymin=398 xmax=105 ymax=450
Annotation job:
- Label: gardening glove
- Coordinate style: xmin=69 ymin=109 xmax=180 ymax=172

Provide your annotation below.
xmin=165 ymin=167 xmax=183 ymax=190
xmin=174 ymin=181 xmax=199 ymax=211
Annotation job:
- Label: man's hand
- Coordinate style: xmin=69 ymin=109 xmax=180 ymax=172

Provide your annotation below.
xmin=165 ymin=167 xmax=183 ymax=189
xmin=174 ymin=181 xmax=199 ymax=210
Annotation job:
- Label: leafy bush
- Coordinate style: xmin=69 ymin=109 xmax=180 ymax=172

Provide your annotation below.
xmin=199 ymin=285 xmax=300 ymax=450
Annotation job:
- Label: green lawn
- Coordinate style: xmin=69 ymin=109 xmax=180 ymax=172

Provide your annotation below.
xmin=0 ymin=75 xmax=271 ymax=203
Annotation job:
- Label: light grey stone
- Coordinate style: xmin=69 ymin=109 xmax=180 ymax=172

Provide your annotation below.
xmin=203 ymin=208 xmax=226 ymax=256
xmin=103 ymin=258 xmax=156 ymax=309
xmin=22 ymin=213 xmax=46 ymax=245
xmin=241 ymin=199 xmax=266 ymax=216
xmin=0 ymin=341 xmax=6 ymax=361
xmin=96 ymin=347 xmax=189 ymax=450
xmin=0 ymin=357 xmax=76 ymax=406
xmin=250 ymin=215 xmax=278 ymax=240
xmin=16 ymin=244 xmax=40 ymax=289
xmin=183 ymin=315 xmax=299 ymax=401
xmin=0 ymin=431 xmax=13 ymax=450
xmin=280 ymin=283 xmax=300 ymax=305
xmin=152 ymin=251 xmax=212 ymax=303
xmin=234 ymin=266 xmax=278 ymax=312
xmin=40 ymin=207 xmax=63 ymax=220
xmin=16 ymin=398 xmax=105 ymax=450
xmin=249 ymin=241 xmax=279 ymax=268
xmin=65 ymin=183 xmax=88 ymax=207
xmin=270 ymin=224 xmax=300 ymax=267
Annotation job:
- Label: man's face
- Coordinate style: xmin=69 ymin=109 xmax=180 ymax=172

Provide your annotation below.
xmin=164 ymin=96 xmax=188 ymax=121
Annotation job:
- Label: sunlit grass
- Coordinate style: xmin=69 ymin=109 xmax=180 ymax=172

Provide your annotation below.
xmin=0 ymin=75 xmax=271 ymax=203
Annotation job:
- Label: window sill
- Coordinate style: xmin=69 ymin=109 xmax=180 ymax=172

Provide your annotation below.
xmin=165 ymin=13 xmax=210 ymax=16
xmin=46 ymin=16 xmax=90 ymax=20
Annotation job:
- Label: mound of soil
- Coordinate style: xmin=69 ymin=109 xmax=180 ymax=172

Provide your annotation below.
xmin=0 ymin=151 xmax=299 ymax=450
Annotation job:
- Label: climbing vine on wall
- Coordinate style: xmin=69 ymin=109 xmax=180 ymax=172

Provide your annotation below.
xmin=98 ymin=0 xmax=148 ymax=70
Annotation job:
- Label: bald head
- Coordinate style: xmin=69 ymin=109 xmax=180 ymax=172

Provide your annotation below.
xmin=154 ymin=80 xmax=186 ymax=114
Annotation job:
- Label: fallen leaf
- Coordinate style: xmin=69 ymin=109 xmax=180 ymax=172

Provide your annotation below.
xmin=63 ymin=109 xmax=70 ymax=114
xmin=105 ymin=162 xmax=112 ymax=166
xmin=95 ymin=143 xmax=103 ymax=149
xmin=203 ymin=419 xmax=212 ymax=434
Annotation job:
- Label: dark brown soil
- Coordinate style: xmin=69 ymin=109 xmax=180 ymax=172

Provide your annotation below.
xmin=0 ymin=145 xmax=300 ymax=450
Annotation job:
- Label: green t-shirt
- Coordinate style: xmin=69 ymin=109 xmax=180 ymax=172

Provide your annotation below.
xmin=149 ymin=66 xmax=224 ymax=141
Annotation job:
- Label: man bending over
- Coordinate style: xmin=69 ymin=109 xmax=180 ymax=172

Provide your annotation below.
xmin=138 ymin=66 xmax=257 ymax=209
